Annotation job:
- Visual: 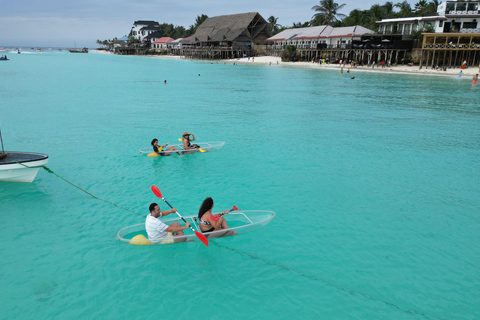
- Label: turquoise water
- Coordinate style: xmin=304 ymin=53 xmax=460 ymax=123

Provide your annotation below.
xmin=1 ymin=50 xmax=479 ymax=319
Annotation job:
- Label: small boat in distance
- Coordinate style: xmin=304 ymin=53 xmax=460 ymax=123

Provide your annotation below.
xmin=69 ymin=48 xmax=88 ymax=53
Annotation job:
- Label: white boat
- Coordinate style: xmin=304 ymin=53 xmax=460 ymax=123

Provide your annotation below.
xmin=0 ymin=152 xmax=49 ymax=182
xmin=117 ymin=210 xmax=276 ymax=245
xmin=139 ymin=141 xmax=225 ymax=156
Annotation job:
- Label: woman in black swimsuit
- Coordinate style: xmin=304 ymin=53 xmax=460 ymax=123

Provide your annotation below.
xmin=182 ymin=132 xmax=200 ymax=150
xmin=151 ymin=138 xmax=180 ymax=156
xmin=197 ymin=197 xmax=230 ymax=233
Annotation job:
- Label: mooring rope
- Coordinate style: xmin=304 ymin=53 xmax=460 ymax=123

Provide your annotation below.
xmin=13 ymin=160 xmax=145 ymax=217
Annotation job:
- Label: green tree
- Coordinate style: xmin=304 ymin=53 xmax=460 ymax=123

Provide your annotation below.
xmin=311 ymin=0 xmax=346 ymax=25
xmin=267 ymin=16 xmax=282 ymax=34
xmin=415 ymin=0 xmax=429 ymax=15
xmin=426 ymin=0 xmax=440 ymax=14
xmin=368 ymin=4 xmax=386 ymax=27
xmin=395 ymin=0 xmax=413 ymax=16
xmin=342 ymin=9 xmax=368 ymax=26
xmin=382 ymin=2 xmax=395 ymax=17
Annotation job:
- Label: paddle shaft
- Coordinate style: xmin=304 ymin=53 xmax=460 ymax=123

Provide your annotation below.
xmin=161 ymin=197 xmax=197 ymax=233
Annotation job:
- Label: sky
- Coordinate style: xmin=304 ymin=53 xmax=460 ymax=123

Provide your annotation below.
xmin=0 ymin=0 xmax=417 ymax=48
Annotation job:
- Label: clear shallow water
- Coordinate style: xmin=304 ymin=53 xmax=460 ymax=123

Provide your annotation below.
xmin=1 ymin=50 xmax=479 ymax=319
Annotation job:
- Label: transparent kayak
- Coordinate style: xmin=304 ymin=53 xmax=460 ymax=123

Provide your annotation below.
xmin=116 ymin=210 xmax=276 ymax=245
xmin=139 ymin=141 xmax=225 ymax=156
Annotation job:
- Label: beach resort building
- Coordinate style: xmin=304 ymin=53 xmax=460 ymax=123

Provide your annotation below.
xmin=377 ymin=0 xmax=480 ymax=35
xmin=266 ymin=25 xmax=373 ymax=50
xmin=376 ymin=0 xmax=480 ymax=68
xmin=130 ymin=21 xmax=162 ymax=42
xmin=151 ymin=37 xmax=173 ymax=49
xmin=183 ymin=12 xmax=270 ymax=59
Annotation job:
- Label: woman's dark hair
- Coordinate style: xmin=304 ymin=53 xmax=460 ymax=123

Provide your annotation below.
xmin=198 ymin=197 xmax=214 ymax=218
xmin=151 ymin=138 xmax=158 ymax=146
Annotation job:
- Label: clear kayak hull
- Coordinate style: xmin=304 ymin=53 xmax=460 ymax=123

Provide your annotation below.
xmin=139 ymin=141 xmax=225 ymax=156
xmin=117 ymin=210 xmax=275 ymax=245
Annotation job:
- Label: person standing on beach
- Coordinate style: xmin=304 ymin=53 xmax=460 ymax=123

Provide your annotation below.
xmin=145 ymin=203 xmax=190 ymax=243
xmin=372 ymin=61 xmax=375 ymax=69
xmin=459 ymin=70 xmax=463 ymax=78
xmin=382 ymin=61 xmax=385 ymax=68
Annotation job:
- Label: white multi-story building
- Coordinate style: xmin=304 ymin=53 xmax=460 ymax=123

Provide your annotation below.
xmin=377 ymin=0 xmax=480 ymax=35
xmin=130 ymin=20 xmax=161 ymax=42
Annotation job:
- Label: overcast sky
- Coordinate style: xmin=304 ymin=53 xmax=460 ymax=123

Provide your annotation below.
xmin=0 ymin=0 xmax=417 ymax=48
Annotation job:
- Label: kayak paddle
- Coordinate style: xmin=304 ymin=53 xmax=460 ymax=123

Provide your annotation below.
xmin=151 ymin=185 xmax=209 ymax=247
xmin=211 ymin=205 xmax=239 ymax=221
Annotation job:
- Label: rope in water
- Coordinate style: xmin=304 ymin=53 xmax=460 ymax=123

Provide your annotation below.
xmin=13 ymin=160 xmax=145 ymax=217
xmin=41 ymin=165 xmax=145 ymax=217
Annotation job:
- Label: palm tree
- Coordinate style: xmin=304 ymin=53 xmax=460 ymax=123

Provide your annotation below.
xmin=382 ymin=2 xmax=395 ymax=17
xmin=267 ymin=16 xmax=282 ymax=34
xmin=311 ymin=0 xmax=346 ymax=25
xmin=368 ymin=4 xmax=386 ymax=28
xmin=415 ymin=0 xmax=429 ymax=15
xmin=395 ymin=0 xmax=413 ymax=17
xmin=426 ymin=0 xmax=440 ymax=14
xmin=342 ymin=9 xmax=367 ymax=26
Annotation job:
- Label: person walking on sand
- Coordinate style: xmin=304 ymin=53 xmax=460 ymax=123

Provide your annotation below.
xmin=382 ymin=60 xmax=385 ymax=68
xmin=372 ymin=61 xmax=375 ymax=69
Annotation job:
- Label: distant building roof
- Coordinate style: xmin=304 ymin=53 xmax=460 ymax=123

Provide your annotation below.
xmin=144 ymin=31 xmax=163 ymax=40
xmin=376 ymin=16 xmax=446 ymax=24
xmin=152 ymin=37 xmax=174 ymax=43
xmin=133 ymin=20 xmax=159 ymax=26
xmin=267 ymin=25 xmax=374 ymax=41
xmin=193 ymin=12 xmax=270 ymax=43
xmin=119 ymin=35 xmax=129 ymax=41
xmin=179 ymin=35 xmax=194 ymax=44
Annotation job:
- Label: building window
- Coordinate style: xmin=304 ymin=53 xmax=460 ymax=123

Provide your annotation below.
xmin=463 ymin=21 xmax=477 ymax=28
xmin=439 ymin=21 xmax=443 ymax=27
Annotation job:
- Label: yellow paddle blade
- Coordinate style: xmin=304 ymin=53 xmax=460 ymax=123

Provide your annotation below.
xmin=147 ymin=153 xmax=159 ymax=157
xmin=199 ymin=148 xmax=205 ymax=152
xmin=178 ymin=138 xmax=182 ymax=141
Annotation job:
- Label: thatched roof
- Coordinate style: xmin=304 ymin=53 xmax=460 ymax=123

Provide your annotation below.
xmin=192 ymin=12 xmax=270 ymax=44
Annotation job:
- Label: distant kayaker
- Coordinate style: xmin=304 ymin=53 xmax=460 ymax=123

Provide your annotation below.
xmin=182 ymin=132 xmax=200 ymax=150
xmin=198 ymin=197 xmax=230 ymax=233
xmin=145 ymin=203 xmax=190 ymax=243
xmin=151 ymin=138 xmax=179 ymax=156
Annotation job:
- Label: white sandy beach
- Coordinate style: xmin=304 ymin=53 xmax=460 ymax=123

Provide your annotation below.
xmin=226 ymin=55 xmax=480 ymax=78
xmin=91 ymin=49 xmax=480 ymax=78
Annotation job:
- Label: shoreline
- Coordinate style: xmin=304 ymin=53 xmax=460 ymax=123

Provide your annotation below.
xmin=90 ymin=50 xmax=480 ymax=79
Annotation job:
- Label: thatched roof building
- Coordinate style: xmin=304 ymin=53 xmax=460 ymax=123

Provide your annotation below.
xmin=192 ymin=12 xmax=270 ymax=46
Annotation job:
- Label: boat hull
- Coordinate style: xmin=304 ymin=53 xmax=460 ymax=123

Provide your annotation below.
xmin=0 ymin=152 xmax=49 ymax=182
